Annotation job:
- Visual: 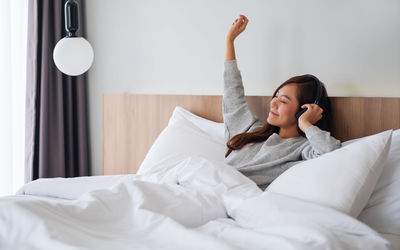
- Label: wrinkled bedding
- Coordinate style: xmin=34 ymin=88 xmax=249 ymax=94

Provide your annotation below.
xmin=0 ymin=156 xmax=393 ymax=250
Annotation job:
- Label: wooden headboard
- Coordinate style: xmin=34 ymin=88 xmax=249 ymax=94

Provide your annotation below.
xmin=103 ymin=94 xmax=400 ymax=175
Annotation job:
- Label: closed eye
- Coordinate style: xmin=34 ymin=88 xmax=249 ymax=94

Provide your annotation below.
xmin=279 ymin=97 xmax=288 ymax=103
xmin=274 ymin=93 xmax=291 ymax=103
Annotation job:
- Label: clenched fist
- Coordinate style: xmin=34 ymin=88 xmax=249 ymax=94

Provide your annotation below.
xmin=226 ymin=15 xmax=249 ymax=43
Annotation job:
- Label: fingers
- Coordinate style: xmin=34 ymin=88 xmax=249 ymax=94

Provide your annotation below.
xmin=227 ymin=14 xmax=248 ymax=41
xmin=300 ymin=104 xmax=323 ymax=122
xmin=298 ymin=104 xmax=323 ymax=125
xmin=301 ymin=104 xmax=323 ymax=113
xmin=232 ymin=15 xmax=248 ymax=28
xmin=241 ymin=16 xmax=249 ymax=31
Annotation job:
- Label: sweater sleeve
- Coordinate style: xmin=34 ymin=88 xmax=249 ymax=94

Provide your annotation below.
xmin=301 ymin=125 xmax=341 ymax=160
xmin=223 ymin=60 xmax=262 ymax=141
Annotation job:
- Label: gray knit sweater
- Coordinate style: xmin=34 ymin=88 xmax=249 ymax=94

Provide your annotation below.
xmin=223 ymin=60 xmax=341 ymax=190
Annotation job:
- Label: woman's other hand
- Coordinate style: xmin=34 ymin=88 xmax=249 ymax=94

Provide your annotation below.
xmin=298 ymin=104 xmax=324 ymax=132
xmin=226 ymin=15 xmax=248 ymax=43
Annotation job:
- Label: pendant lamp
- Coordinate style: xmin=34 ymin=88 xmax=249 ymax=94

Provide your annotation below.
xmin=53 ymin=0 xmax=94 ymax=76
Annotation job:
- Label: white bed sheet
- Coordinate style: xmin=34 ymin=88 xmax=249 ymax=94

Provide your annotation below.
xmin=16 ymin=174 xmax=137 ymax=200
xmin=1 ymin=156 xmax=393 ymax=250
xmin=379 ymin=233 xmax=400 ymax=250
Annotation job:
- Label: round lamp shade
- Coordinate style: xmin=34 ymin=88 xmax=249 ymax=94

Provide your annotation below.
xmin=53 ymin=37 xmax=94 ymax=76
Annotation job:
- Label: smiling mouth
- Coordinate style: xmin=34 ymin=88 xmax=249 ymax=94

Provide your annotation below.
xmin=269 ymin=111 xmax=279 ymax=116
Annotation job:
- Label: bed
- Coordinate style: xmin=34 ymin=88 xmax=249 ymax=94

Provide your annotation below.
xmin=1 ymin=94 xmax=399 ymax=250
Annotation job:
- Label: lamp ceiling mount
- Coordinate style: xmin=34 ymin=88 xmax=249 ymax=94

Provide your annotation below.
xmin=65 ymin=0 xmax=78 ymax=37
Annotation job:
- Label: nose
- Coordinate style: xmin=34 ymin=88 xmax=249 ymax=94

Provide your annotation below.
xmin=270 ymin=97 xmax=278 ymax=108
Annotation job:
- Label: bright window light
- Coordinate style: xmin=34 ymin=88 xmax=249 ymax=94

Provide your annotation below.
xmin=0 ymin=0 xmax=28 ymax=196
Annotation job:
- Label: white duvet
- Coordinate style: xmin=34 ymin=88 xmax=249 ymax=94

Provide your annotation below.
xmin=0 ymin=157 xmax=393 ymax=250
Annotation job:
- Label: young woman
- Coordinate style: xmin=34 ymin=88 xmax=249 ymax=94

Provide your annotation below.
xmin=223 ymin=15 xmax=341 ymax=190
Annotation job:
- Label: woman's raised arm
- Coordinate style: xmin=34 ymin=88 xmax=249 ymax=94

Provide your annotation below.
xmin=223 ymin=15 xmax=262 ymax=141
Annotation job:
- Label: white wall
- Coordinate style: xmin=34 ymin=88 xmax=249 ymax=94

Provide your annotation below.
xmin=86 ymin=0 xmax=400 ymax=175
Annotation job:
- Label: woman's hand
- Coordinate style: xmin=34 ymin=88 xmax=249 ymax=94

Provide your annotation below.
xmin=298 ymin=104 xmax=323 ymax=132
xmin=225 ymin=15 xmax=248 ymax=61
xmin=226 ymin=15 xmax=248 ymax=43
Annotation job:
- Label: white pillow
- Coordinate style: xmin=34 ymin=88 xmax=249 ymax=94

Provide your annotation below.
xmin=358 ymin=129 xmax=400 ymax=235
xmin=169 ymin=106 xmax=225 ymax=142
xmin=137 ymin=108 xmax=227 ymax=175
xmin=267 ymin=130 xmax=393 ymax=218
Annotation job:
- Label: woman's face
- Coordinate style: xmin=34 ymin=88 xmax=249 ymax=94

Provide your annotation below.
xmin=267 ymin=83 xmax=300 ymax=128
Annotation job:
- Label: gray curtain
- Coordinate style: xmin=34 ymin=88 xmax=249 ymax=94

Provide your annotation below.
xmin=25 ymin=0 xmax=90 ymax=182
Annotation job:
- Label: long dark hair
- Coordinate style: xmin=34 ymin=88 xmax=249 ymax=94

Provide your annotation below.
xmin=225 ymin=74 xmax=332 ymax=158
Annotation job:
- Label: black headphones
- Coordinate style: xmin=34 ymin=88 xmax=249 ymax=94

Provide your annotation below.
xmin=295 ymin=74 xmax=323 ymax=120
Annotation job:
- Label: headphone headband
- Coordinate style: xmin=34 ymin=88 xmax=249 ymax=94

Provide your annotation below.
xmin=294 ymin=74 xmax=324 ymax=120
xmin=304 ymin=74 xmax=323 ymax=105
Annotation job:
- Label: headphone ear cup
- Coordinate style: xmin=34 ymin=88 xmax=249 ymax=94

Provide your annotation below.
xmin=295 ymin=108 xmax=307 ymax=120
